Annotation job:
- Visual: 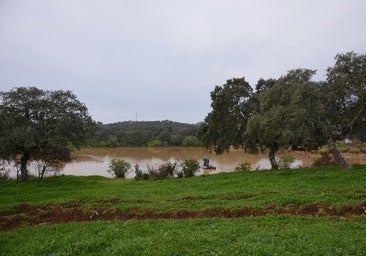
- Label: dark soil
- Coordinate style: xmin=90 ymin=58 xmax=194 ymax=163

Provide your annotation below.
xmin=1 ymin=200 xmax=365 ymax=231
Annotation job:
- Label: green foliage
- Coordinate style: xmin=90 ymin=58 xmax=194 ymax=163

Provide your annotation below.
xmin=235 ymin=161 xmax=251 ymax=172
xmin=182 ymin=136 xmax=202 ymax=146
xmin=134 ymin=164 xmax=149 ymax=180
xmin=0 ymin=87 xmax=95 ymax=181
xmin=107 ymin=159 xmax=131 ymax=178
xmin=148 ymin=161 xmax=178 ymax=179
xmin=200 ymin=52 xmax=366 ymax=170
xmin=198 ymin=77 xmax=255 ymax=154
xmin=325 ymin=52 xmax=366 ymax=139
xmin=246 ymin=69 xmax=327 ymax=169
xmin=92 ymin=140 xmax=112 ymax=147
xmin=278 ymin=155 xmax=295 ymax=170
xmin=181 ymin=159 xmax=200 ymax=177
xmin=90 ymin=120 xmax=201 ymax=147
xmin=146 ymin=139 xmax=162 ymax=147
xmin=200 ymin=70 xmax=329 ymax=170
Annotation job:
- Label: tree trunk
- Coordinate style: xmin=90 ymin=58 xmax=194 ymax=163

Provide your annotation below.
xmin=328 ymin=138 xmax=351 ymax=169
xmin=269 ymin=145 xmax=279 ymax=170
xmin=40 ymin=166 xmax=47 ymax=181
xmin=20 ymin=152 xmax=30 ymax=181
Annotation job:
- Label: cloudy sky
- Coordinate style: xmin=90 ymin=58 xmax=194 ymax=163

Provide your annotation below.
xmin=1 ymin=0 xmax=365 ymax=124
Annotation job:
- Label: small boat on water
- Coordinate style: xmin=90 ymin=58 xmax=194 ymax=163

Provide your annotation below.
xmin=202 ymin=158 xmax=216 ymax=170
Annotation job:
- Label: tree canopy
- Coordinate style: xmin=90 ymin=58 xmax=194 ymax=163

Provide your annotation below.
xmin=245 ymin=69 xmax=327 ymax=169
xmin=198 ymin=77 xmax=256 ymax=154
xmin=325 ymin=52 xmax=366 ymax=139
xmin=199 ymin=52 xmax=366 ymax=170
xmin=89 ymin=120 xmax=201 ymax=147
xmin=323 ymin=52 xmax=366 ymax=168
xmin=0 ymin=87 xmax=95 ymax=181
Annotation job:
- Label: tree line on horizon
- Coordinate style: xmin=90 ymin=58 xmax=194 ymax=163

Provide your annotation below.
xmin=87 ymin=120 xmax=202 ymax=147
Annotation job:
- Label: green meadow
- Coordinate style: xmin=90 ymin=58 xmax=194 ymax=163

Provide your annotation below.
xmin=1 ymin=166 xmax=366 ymax=255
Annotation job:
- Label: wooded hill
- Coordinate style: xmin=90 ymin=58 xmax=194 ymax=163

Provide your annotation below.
xmin=88 ymin=120 xmax=202 ymax=147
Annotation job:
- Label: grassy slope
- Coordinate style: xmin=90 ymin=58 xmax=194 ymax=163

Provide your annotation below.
xmin=1 ymin=166 xmax=366 ymax=255
xmin=1 ymin=165 xmax=365 ymax=210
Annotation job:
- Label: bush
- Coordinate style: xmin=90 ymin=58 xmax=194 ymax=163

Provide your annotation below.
xmin=278 ymin=155 xmax=295 ymax=170
xmin=0 ymin=168 xmax=9 ymax=181
xmin=148 ymin=161 xmax=177 ymax=179
xmin=235 ymin=161 xmax=251 ymax=172
xmin=134 ymin=164 xmax=149 ymax=180
xmin=312 ymin=152 xmax=337 ymax=167
xmin=182 ymin=159 xmax=200 ymax=177
xmin=107 ymin=159 xmax=131 ymax=178
xmin=0 ymin=160 xmax=10 ymax=181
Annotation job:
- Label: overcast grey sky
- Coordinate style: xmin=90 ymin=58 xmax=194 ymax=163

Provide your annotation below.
xmin=1 ymin=0 xmax=365 ymax=124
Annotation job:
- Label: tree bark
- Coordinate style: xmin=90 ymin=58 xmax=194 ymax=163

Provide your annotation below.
xmin=20 ymin=152 xmax=30 ymax=181
xmin=269 ymin=145 xmax=279 ymax=170
xmin=328 ymin=138 xmax=351 ymax=169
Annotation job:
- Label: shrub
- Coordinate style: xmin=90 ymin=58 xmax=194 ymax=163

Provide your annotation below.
xmin=176 ymin=170 xmax=184 ymax=178
xmin=148 ymin=161 xmax=177 ymax=179
xmin=235 ymin=161 xmax=251 ymax=172
xmin=278 ymin=155 xmax=295 ymax=170
xmin=107 ymin=159 xmax=131 ymax=178
xmin=0 ymin=168 xmax=9 ymax=181
xmin=312 ymin=152 xmax=337 ymax=167
xmin=182 ymin=159 xmax=200 ymax=177
xmin=134 ymin=164 xmax=149 ymax=180
xmin=0 ymin=160 xmax=10 ymax=181
xmin=33 ymin=160 xmax=65 ymax=180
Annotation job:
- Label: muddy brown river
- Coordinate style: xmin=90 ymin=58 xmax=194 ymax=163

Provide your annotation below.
xmin=6 ymin=147 xmax=365 ymax=179
xmin=63 ymin=147 xmax=316 ymax=178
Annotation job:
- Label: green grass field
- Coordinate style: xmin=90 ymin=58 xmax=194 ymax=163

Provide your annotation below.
xmin=1 ymin=165 xmax=366 ymax=255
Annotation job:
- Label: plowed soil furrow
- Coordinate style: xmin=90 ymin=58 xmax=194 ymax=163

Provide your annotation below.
xmin=1 ymin=201 xmax=365 ymax=231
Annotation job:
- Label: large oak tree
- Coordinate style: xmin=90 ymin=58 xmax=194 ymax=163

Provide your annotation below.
xmin=199 ymin=52 xmax=365 ymax=170
xmin=324 ymin=52 xmax=366 ymax=168
xmin=0 ymin=87 xmax=95 ymax=181
xmin=198 ymin=77 xmax=256 ymax=154
xmin=245 ymin=69 xmax=327 ymax=169
xmin=199 ymin=71 xmax=327 ymax=169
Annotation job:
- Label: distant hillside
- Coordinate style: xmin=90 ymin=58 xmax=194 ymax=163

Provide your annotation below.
xmin=88 ymin=120 xmax=202 ymax=147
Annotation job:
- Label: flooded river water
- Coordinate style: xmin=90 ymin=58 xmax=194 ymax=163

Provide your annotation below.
xmin=6 ymin=147 xmax=365 ymax=179
xmin=62 ymin=147 xmax=317 ymax=178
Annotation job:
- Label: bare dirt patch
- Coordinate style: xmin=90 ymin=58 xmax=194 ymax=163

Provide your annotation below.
xmin=1 ymin=200 xmax=365 ymax=231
